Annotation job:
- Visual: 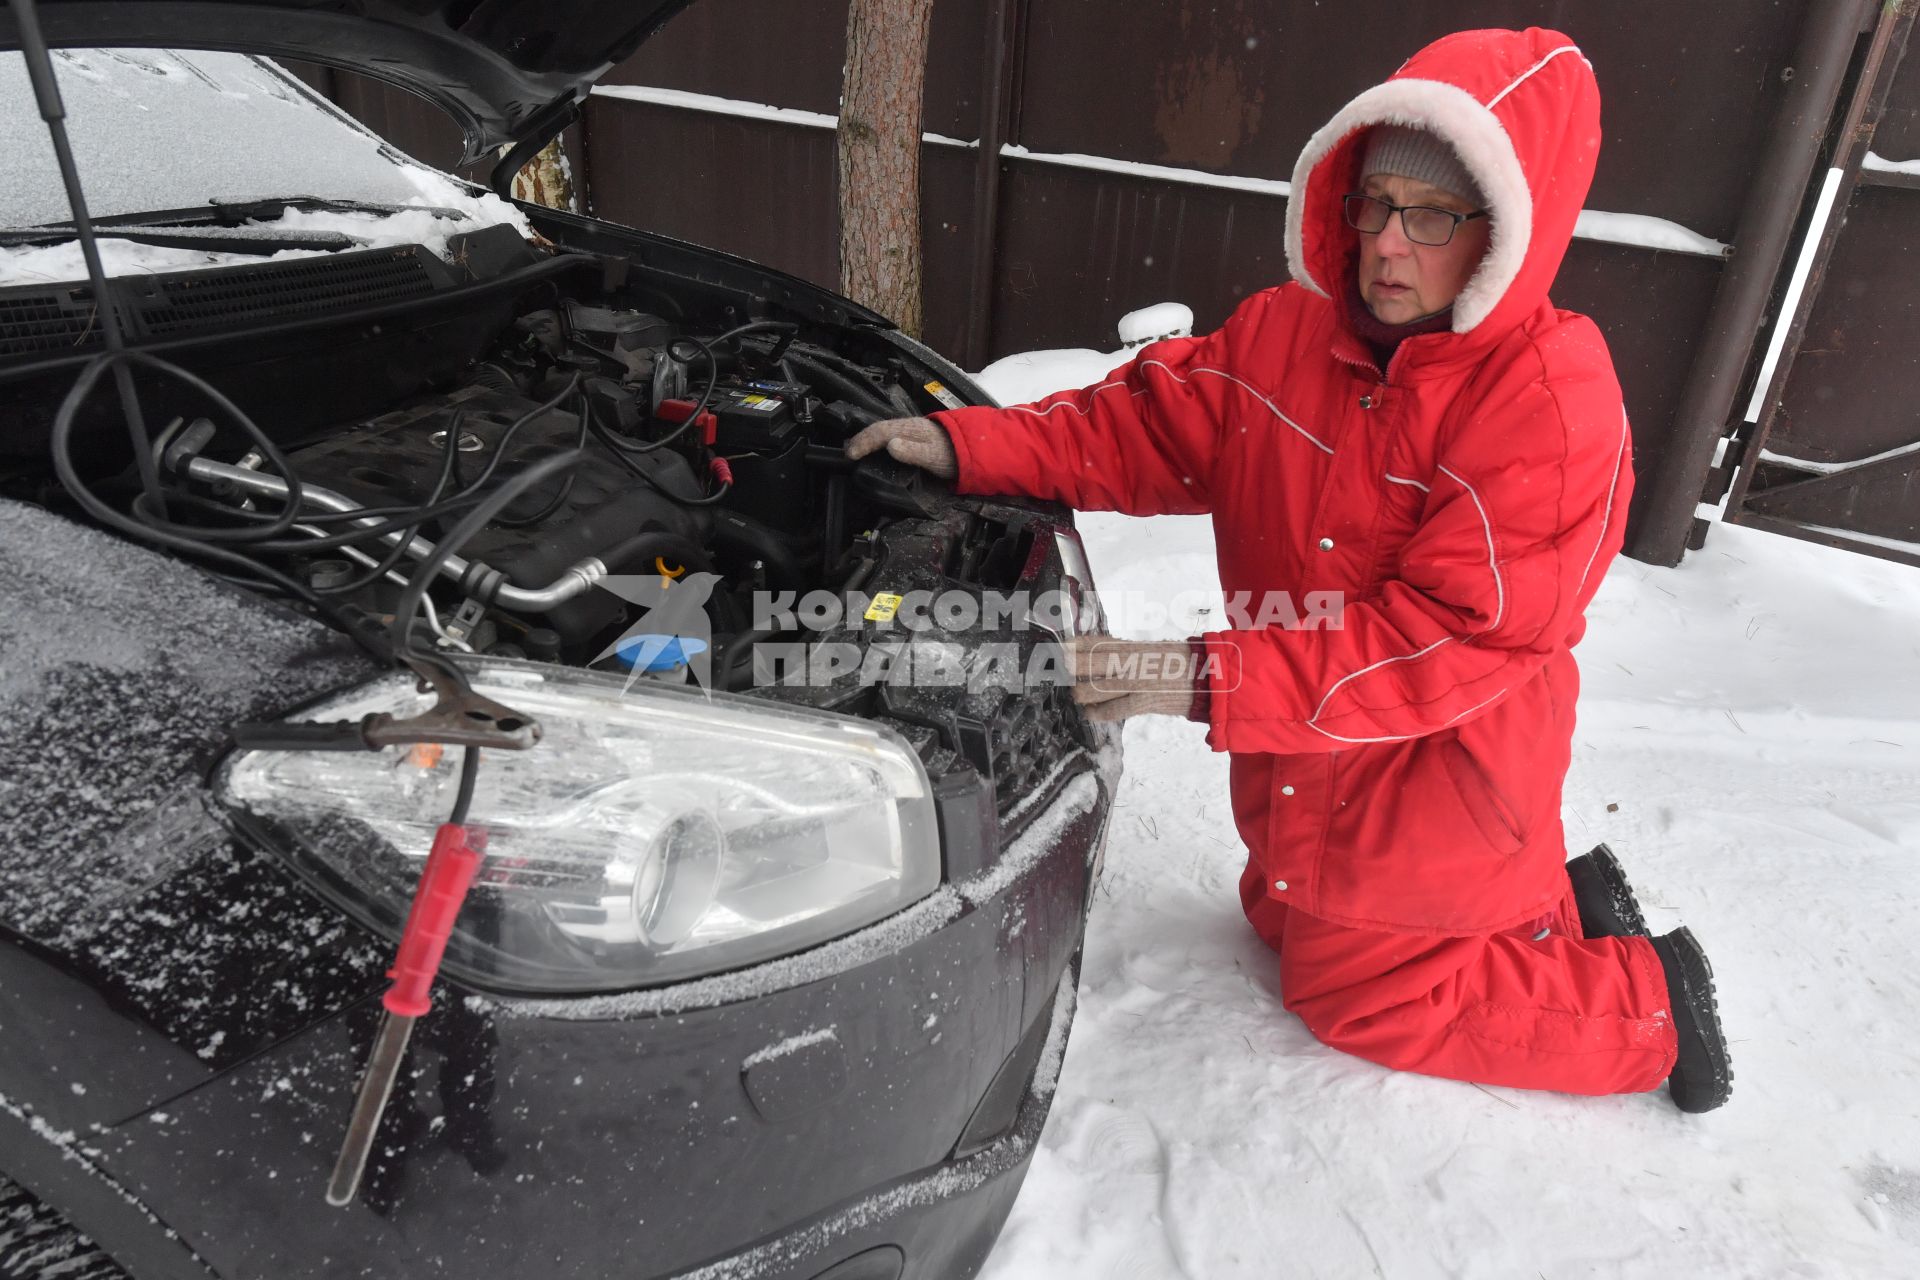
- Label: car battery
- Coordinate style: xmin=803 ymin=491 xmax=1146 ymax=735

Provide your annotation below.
xmin=709 ymin=378 xmax=809 ymax=454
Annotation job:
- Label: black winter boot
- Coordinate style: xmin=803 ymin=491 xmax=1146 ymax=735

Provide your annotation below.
xmin=1566 ymin=843 xmax=1649 ymax=937
xmin=1650 ymin=927 xmax=1733 ymax=1113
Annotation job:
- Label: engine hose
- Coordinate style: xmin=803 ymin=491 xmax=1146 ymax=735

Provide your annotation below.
xmin=708 ymin=510 xmax=811 ymax=593
xmin=468 ymin=362 xmax=523 ymax=394
xmin=799 ymin=345 xmax=918 ymax=418
xmin=782 ymin=351 xmax=897 ymax=420
xmin=717 ymin=552 xmax=876 ymax=690
xmin=716 ymin=625 xmax=785 ymax=691
xmin=822 ymin=473 xmax=848 ymax=579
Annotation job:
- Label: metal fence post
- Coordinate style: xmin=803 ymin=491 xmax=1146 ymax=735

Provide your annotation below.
xmin=1627 ymin=0 xmax=1872 ymax=566
xmin=1716 ymin=0 xmax=1919 ymax=524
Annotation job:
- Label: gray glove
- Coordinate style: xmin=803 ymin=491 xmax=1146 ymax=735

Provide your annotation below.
xmin=1064 ymin=635 xmax=1206 ymax=723
xmin=844 ymin=416 xmax=959 ymax=479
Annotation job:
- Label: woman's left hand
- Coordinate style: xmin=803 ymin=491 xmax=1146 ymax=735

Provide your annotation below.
xmin=1062 ymin=635 xmax=1205 ymax=721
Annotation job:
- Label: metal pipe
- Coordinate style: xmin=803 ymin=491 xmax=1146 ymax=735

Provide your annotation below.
xmin=1629 ymin=0 xmax=1872 ymax=565
xmin=187 ymin=457 xmax=609 ymax=611
xmin=295 ymin=528 xmax=475 ymax=651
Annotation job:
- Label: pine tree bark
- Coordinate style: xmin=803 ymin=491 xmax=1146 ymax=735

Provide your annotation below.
xmin=500 ymin=139 xmax=577 ymax=211
xmin=838 ymin=0 xmax=935 ymax=337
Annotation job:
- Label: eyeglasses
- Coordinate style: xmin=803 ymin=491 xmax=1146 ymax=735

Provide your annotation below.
xmin=1343 ymin=193 xmax=1488 ymax=247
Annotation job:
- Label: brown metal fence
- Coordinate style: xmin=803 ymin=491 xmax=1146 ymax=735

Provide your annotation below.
xmin=1702 ymin=2 xmax=1920 ymax=570
xmin=296 ymin=1 xmax=1914 ymax=569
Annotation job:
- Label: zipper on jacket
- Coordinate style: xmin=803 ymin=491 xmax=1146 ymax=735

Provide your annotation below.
xmin=1332 ymin=346 xmax=1387 ymax=410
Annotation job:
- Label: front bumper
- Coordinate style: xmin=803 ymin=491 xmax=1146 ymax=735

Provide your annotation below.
xmin=1 ymin=767 xmax=1105 ymax=1280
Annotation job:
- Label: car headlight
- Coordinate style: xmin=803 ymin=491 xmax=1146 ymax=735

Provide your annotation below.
xmin=214 ymin=658 xmax=940 ymax=993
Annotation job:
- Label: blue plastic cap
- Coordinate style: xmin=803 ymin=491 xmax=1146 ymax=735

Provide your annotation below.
xmin=613 ymin=634 xmax=710 ymax=672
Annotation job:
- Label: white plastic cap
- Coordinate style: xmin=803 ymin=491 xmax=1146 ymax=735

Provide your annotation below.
xmin=1117 ymin=302 xmax=1195 ymax=349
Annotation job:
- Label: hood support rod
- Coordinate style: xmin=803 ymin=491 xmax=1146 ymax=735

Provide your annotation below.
xmin=491 ymin=99 xmax=582 ymax=202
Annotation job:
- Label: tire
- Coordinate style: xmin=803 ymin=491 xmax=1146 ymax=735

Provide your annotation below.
xmin=0 ymin=1176 xmax=129 ymax=1280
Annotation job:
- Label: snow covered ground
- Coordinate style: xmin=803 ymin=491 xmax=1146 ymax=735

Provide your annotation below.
xmin=971 ymin=344 xmax=1920 ymax=1279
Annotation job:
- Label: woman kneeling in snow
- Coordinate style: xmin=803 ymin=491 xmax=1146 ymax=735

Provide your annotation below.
xmin=848 ymin=27 xmax=1732 ymax=1112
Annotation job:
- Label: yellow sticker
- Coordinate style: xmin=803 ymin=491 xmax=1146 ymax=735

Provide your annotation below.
xmin=864 ymin=592 xmax=904 ymax=622
xmin=924 ymin=380 xmax=967 ymax=411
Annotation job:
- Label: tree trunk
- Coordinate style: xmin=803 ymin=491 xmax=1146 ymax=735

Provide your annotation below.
xmin=501 ymin=139 xmax=577 ymax=211
xmin=838 ymin=0 xmax=935 ymax=337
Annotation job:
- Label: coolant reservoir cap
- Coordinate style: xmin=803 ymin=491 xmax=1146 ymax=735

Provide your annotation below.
xmin=613 ymin=634 xmax=710 ymax=672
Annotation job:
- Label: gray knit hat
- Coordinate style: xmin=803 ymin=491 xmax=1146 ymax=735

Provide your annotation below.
xmin=1361 ymin=125 xmax=1484 ymax=206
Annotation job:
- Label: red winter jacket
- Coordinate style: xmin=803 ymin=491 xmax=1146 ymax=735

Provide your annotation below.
xmin=934 ymin=28 xmax=1633 ymax=934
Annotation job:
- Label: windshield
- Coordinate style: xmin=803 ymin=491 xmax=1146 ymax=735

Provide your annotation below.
xmin=1 ymin=48 xmax=525 ymax=284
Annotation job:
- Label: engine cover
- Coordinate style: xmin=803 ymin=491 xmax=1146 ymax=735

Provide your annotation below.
xmin=287 ymin=381 xmax=708 ymax=648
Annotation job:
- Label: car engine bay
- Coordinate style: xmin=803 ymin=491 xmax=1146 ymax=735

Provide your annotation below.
xmin=0 ymin=226 xmax=1100 ymax=818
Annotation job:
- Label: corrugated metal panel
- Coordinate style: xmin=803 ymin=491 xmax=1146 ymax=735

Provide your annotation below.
xmin=1012 ymin=0 xmax=1804 ymax=244
xmin=299 ymin=1 xmax=1852 ymax=560
xmin=599 ymin=0 xmax=991 ymax=140
xmin=580 ymin=96 xmax=840 ymax=287
xmin=1734 ymin=19 xmax=1920 ymax=554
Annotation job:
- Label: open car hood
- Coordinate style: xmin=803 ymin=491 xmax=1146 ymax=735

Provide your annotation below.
xmin=0 ymin=0 xmax=694 ymax=165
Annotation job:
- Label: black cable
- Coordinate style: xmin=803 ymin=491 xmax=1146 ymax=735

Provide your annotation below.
xmin=313 ymin=406 xmax=466 ymax=597
xmin=586 ymin=413 xmax=738 ymax=510
xmin=50 ymin=362 xmax=392 ymax=663
xmin=387 ymin=446 xmax=585 ymax=653
xmin=288 ymin=496 xmax=482 ymax=526
xmin=585 ymin=416 xmax=691 ymax=492
xmin=449 ymin=374 xmax=582 ymax=497
xmin=676 ymin=482 xmax=733 ymax=507
xmin=134 ymin=489 xmax=284 ymax=524
xmin=603 ymin=321 xmax=799 ymax=457
xmin=491 ymin=390 xmax=588 ymax=529
xmin=603 ymin=335 xmax=717 ymax=455
xmin=53 ymin=350 xmax=311 ymax=543
xmin=240 ymin=492 xmax=491 ymax=553
xmin=449 ymin=746 xmax=481 ymax=825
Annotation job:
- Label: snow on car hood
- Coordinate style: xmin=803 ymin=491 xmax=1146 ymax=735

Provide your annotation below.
xmin=1 ymin=0 xmax=693 ymax=162
xmin=0 ymin=48 xmax=530 ymax=286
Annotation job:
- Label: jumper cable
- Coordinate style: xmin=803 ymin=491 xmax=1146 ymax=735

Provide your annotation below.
xmin=326 ymin=753 xmax=487 ymax=1206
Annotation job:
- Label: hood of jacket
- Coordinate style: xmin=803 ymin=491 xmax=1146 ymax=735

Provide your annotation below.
xmin=1285 ymin=27 xmax=1602 ymax=347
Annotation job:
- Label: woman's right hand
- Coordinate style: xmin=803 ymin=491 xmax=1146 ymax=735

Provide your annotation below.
xmin=843 ymin=416 xmax=959 ymax=479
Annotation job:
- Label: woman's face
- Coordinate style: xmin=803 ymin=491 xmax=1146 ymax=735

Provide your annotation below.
xmin=1353 ymin=172 xmax=1491 ymax=326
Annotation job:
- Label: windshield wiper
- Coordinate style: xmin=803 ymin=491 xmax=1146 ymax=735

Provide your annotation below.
xmin=0 ymin=224 xmax=359 ymax=254
xmin=16 ymin=195 xmax=469 ymax=235
xmin=4 ymin=196 xmax=473 ymax=256
xmin=204 ymin=196 xmax=469 ymax=225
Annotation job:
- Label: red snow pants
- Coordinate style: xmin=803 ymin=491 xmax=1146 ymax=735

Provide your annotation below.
xmin=1239 ymin=865 xmax=1678 ymax=1095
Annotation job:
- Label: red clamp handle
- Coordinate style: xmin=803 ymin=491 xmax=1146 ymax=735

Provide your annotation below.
xmin=658 ymin=398 xmax=719 ymax=446
xmin=383 ymin=823 xmax=486 ymax=1018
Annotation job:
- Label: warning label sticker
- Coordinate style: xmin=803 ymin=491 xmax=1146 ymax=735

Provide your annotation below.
xmin=924 ymin=380 xmax=967 ymax=411
xmin=863 ymin=592 xmax=905 ymax=622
